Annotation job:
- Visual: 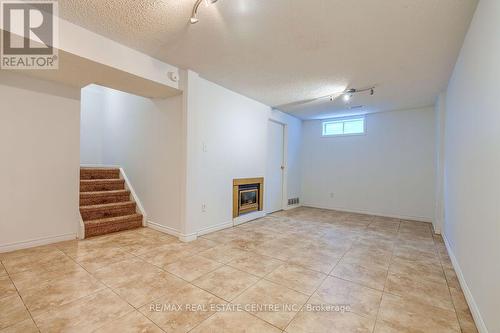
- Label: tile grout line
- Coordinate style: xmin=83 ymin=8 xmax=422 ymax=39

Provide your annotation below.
xmin=185 ymin=247 xmax=294 ymax=332
xmin=3 ymin=259 xmax=41 ymax=333
xmin=1 ymin=210 xmax=474 ymax=332
xmin=189 ymin=224 xmax=332 ymax=332
xmin=369 ymin=219 xmax=401 ymax=333
xmin=59 ymin=234 xmax=202 ymax=332
xmin=282 ymin=221 xmax=358 ymax=333
xmin=435 ymin=236 xmax=463 ymax=331
xmin=19 ymin=242 xmax=157 ymax=331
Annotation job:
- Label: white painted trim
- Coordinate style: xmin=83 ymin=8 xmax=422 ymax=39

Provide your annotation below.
xmin=442 ymin=234 xmax=488 ymax=333
xmin=148 ymin=220 xmax=234 ymax=242
xmin=267 ymin=119 xmax=287 ymax=213
xmin=147 ymin=220 xmax=182 ymax=237
xmin=284 ymin=204 xmax=302 ymax=211
xmin=147 ymin=221 xmax=197 ymax=242
xmin=179 ymin=234 xmax=198 ymax=242
xmin=77 ymin=169 xmax=85 ymax=240
xmin=77 ymin=214 xmax=85 ymax=240
xmin=80 ymin=164 xmax=121 ymax=168
xmin=0 ymin=233 xmax=77 ymax=253
xmin=197 ymin=221 xmax=234 ymax=237
xmin=321 ymin=116 xmax=367 ymax=138
xmin=119 ymin=168 xmax=148 ymax=227
xmin=433 ymin=225 xmax=442 ymax=235
xmin=233 ymin=211 xmax=266 ymax=226
xmin=301 ymin=203 xmax=433 ymax=223
xmin=149 ymin=213 xmax=267 ymax=243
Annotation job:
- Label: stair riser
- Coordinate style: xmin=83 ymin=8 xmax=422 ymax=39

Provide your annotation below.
xmin=80 ymin=193 xmax=130 ymax=206
xmin=85 ymin=218 xmax=143 ymax=238
xmin=80 ymin=205 xmax=136 ymax=221
xmin=80 ymin=170 xmax=120 ymax=180
xmin=80 ymin=182 xmax=125 ymax=192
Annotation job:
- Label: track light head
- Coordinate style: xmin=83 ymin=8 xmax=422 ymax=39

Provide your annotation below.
xmin=190 ymin=0 xmax=218 ymax=24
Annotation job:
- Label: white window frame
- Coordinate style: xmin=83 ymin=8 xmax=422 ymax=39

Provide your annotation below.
xmin=321 ymin=116 xmax=366 ymax=137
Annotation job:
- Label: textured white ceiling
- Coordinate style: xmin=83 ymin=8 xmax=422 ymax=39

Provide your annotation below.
xmin=59 ymin=0 xmax=477 ymax=119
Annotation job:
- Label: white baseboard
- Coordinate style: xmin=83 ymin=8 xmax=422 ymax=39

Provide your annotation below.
xmin=0 ymin=233 xmax=77 ymax=253
xmin=233 ymin=211 xmax=266 ymax=226
xmin=301 ymin=203 xmax=433 ymax=223
xmin=148 ymin=212 xmax=267 ymax=243
xmin=78 ymin=215 xmax=85 ymax=240
xmin=433 ymin=225 xmax=442 ymax=235
xmin=147 ymin=220 xmax=185 ymax=238
xmin=197 ymin=221 xmax=234 ymax=237
xmin=442 ymin=234 xmax=488 ymax=333
xmin=284 ymin=204 xmax=302 ymax=211
xmin=147 ymin=221 xmax=197 ymax=242
xmin=179 ymin=234 xmax=197 ymax=242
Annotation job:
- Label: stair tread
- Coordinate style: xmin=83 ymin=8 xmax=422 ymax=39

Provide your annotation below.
xmin=84 ymin=213 xmax=142 ymax=226
xmin=80 ymin=190 xmax=130 ymax=197
xmin=80 ymin=179 xmax=124 ymax=183
xmin=80 ymin=201 xmax=135 ymax=210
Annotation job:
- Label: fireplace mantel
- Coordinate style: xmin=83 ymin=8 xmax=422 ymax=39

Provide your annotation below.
xmin=233 ymin=178 xmax=264 ymax=218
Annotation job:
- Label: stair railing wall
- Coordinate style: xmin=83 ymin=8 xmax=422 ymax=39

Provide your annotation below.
xmin=119 ymin=168 xmax=148 ymax=227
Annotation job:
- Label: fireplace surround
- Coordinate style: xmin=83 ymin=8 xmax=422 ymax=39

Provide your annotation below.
xmin=233 ymin=178 xmax=264 ymax=218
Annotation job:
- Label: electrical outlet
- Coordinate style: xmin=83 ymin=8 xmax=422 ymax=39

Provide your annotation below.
xmin=201 ymin=204 xmax=207 ymax=212
xmin=202 ymin=143 xmax=208 ymax=152
xmin=330 ymin=193 xmax=335 ymax=198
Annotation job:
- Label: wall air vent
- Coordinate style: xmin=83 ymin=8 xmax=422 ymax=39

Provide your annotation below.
xmin=288 ymin=198 xmax=300 ymax=206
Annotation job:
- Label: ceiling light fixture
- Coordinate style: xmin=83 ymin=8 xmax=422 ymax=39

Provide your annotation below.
xmin=273 ymin=86 xmax=375 ymax=110
xmin=190 ymin=0 xmax=218 ymax=24
xmin=341 ymin=87 xmax=375 ymax=103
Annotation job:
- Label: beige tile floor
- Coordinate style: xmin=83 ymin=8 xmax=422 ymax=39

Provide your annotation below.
xmin=0 ymin=207 xmax=478 ymax=332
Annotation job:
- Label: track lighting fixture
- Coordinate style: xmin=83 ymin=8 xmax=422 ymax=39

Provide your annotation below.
xmin=341 ymin=87 xmax=375 ymax=104
xmin=274 ymin=86 xmax=375 ymax=109
xmin=190 ymin=0 xmax=218 ymax=24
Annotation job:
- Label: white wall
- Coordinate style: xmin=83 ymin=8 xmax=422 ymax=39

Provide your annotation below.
xmin=183 ymin=71 xmax=270 ymax=236
xmin=80 ymin=86 xmax=106 ymax=164
xmin=183 ymin=71 xmax=302 ymax=237
xmin=443 ymin=0 xmax=500 ymax=331
xmin=0 ymin=73 xmax=80 ymax=251
xmin=81 ymin=73 xmax=303 ymax=240
xmin=58 ymin=18 xmax=180 ymax=90
xmin=301 ymin=107 xmax=435 ymax=221
xmin=80 ymin=85 xmax=184 ymax=233
xmin=434 ymin=93 xmax=446 ymax=233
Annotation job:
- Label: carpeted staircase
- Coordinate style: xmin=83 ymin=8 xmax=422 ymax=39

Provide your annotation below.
xmin=80 ymin=167 xmax=143 ymax=237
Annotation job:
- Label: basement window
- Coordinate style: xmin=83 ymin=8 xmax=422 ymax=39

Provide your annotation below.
xmin=322 ymin=117 xmax=365 ymax=136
